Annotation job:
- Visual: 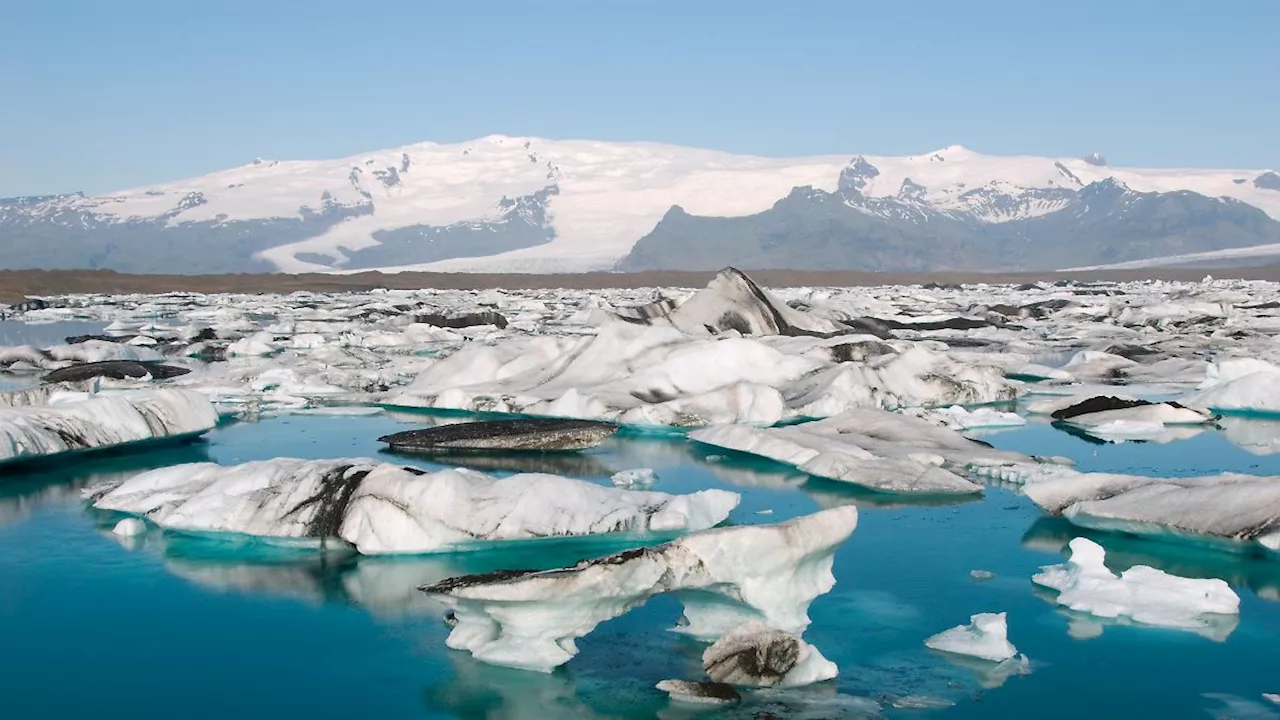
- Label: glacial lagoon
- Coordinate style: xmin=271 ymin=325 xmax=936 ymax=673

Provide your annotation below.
xmin=3 ymin=411 xmax=1280 ymax=719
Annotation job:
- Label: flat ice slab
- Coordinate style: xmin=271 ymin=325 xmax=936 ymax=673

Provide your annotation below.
xmin=420 ymin=506 xmax=858 ymax=672
xmin=0 ymin=389 xmax=217 ymax=466
xmin=90 ymin=458 xmax=740 ymax=554
xmin=1023 ymin=469 xmax=1280 ymax=551
xmin=690 ymin=409 xmax=1056 ymax=495
xmin=1033 ymin=538 xmax=1240 ymax=630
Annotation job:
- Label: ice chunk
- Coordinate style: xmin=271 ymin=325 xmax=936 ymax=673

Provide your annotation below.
xmin=111 ymin=518 xmax=147 ymax=537
xmin=611 ymin=468 xmax=656 ymax=489
xmin=924 ymin=612 xmax=1018 ymax=662
xmin=379 ymin=418 xmax=618 ymax=453
xmin=1184 ymin=359 xmax=1280 ymax=415
xmin=420 ymin=506 xmax=858 ymax=672
xmin=1023 ymin=469 xmax=1280 ymax=551
xmin=702 ymin=621 xmax=837 ymax=687
xmin=0 ymin=389 xmax=218 ymax=466
xmin=691 ymin=409 xmax=1057 ymax=495
xmin=914 ymin=405 xmax=1026 ymax=431
xmin=1033 ymin=538 xmax=1240 ymax=630
xmin=91 ymin=458 xmax=739 ymax=554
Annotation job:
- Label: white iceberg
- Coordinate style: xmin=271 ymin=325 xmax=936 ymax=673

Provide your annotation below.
xmin=1183 ymin=359 xmax=1280 ymax=415
xmin=690 ymin=409 xmax=1052 ymax=495
xmin=1023 ymin=470 xmax=1280 ymax=551
xmin=0 ymin=389 xmax=218 ymax=466
xmin=1033 ymin=538 xmax=1240 ymax=630
xmin=420 ymin=506 xmax=858 ymax=672
xmin=924 ymin=612 xmax=1018 ymax=662
xmin=702 ymin=621 xmax=837 ymax=687
xmin=91 ymin=458 xmax=740 ymax=554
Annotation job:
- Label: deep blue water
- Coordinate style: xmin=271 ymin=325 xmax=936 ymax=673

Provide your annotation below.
xmin=3 ymin=413 xmax=1280 ymax=719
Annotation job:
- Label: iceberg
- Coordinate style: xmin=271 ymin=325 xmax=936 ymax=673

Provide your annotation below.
xmin=91 ymin=458 xmax=740 ymax=554
xmin=1023 ymin=469 xmax=1280 ymax=551
xmin=0 ymin=389 xmax=218 ymax=466
xmin=420 ymin=506 xmax=858 ymax=672
xmin=690 ymin=409 xmax=1052 ymax=495
xmin=1033 ymin=538 xmax=1240 ymax=630
xmin=1183 ymin=359 xmax=1280 ymax=415
xmin=702 ymin=621 xmax=837 ymax=688
xmin=378 ymin=418 xmax=618 ymax=454
xmin=924 ymin=612 xmax=1019 ymax=662
xmin=654 ymin=680 xmax=740 ymax=705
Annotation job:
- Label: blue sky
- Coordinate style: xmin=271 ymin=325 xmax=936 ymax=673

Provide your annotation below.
xmin=1 ymin=0 xmax=1276 ymax=196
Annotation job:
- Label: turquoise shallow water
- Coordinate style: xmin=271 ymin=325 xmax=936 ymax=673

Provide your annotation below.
xmin=3 ymin=412 xmax=1280 ymax=719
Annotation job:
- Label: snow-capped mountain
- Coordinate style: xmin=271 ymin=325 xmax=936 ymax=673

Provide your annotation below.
xmin=2 ymin=135 xmax=1278 ymax=274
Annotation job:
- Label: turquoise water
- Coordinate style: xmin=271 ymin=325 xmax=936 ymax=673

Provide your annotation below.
xmin=3 ymin=413 xmax=1280 ymax=719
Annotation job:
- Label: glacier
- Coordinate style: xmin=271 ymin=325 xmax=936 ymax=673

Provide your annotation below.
xmin=419 ymin=506 xmax=858 ymax=672
xmin=90 ymin=458 xmax=740 ymax=554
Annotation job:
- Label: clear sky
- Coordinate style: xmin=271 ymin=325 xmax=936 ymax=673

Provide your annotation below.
xmin=2 ymin=0 xmax=1276 ymax=197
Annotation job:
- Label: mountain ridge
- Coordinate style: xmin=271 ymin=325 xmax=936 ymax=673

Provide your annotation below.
xmin=2 ymin=135 xmax=1278 ymax=274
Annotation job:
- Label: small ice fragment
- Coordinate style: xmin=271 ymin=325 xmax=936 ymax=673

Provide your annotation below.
xmin=924 ymin=612 xmax=1018 ymax=662
xmin=755 ymin=509 xmax=774 ymax=515
xmin=111 ymin=518 xmax=146 ymax=537
xmin=1264 ymin=693 xmax=1280 ymax=706
xmin=610 ymin=468 xmax=656 ymax=489
xmin=970 ymin=570 xmax=996 ymax=581
xmin=655 ymin=679 xmax=740 ymax=705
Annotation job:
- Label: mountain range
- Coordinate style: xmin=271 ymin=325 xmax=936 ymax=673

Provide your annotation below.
xmin=3 ymin=135 xmax=1279 ymax=274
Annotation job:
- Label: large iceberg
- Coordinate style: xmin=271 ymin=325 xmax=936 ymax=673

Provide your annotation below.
xmin=0 ymin=389 xmax=217 ymax=466
xmin=1033 ymin=538 xmax=1240 ymax=630
xmin=690 ymin=409 xmax=1054 ymax=495
xmin=1023 ymin=470 xmax=1280 ymax=551
xmin=90 ymin=458 xmax=740 ymax=554
xmin=420 ymin=506 xmax=858 ymax=672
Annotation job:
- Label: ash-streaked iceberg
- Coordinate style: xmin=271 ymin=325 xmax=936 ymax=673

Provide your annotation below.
xmin=690 ymin=409 xmax=1056 ymax=495
xmin=924 ymin=612 xmax=1019 ymax=662
xmin=1033 ymin=538 xmax=1240 ymax=631
xmin=90 ymin=458 xmax=740 ymax=554
xmin=0 ymin=389 xmax=218 ymax=466
xmin=1023 ymin=469 xmax=1280 ymax=551
xmin=419 ymin=506 xmax=858 ymax=672
xmin=702 ymin=621 xmax=837 ymax=688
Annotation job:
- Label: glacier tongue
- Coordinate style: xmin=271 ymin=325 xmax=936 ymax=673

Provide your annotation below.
xmin=90 ymin=458 xmax=740 ymax=554
xmin=0 ymin=389 xmax=218 ymax=465
xmin=420 ymin=506 xmax=858 ymax=672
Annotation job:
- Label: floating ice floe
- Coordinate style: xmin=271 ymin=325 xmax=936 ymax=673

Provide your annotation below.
xmin=378 ymin=418 xmax=619 ymax=454
xmin=702 ymin=621 xmax=837 ymax=687
xmin=690 ymin=409 xmax=1056 ymax=495
xmin=1033 ymin=538 xmax=1240 ymax=630
xmin=911 ymin=405 xmax=1027 ymax=431
xmin=0 ymin=389 xmax=218 ymax=466
xmin=90 ymin=458 xmax=739 ymax=554
xmin=42 ymin=360 xmax=190 ymax=384
xmin=924 ymin=612 xmax=1019 ymax=662
xmin=420 ymin=506 xmax=858 ymax=672
xmin=1044 ymin=395 xmax=1216 ymax=442
xmin=1023 ymin=469 xmax=1280 ymax=551
xmin=610 ymin=468 xmax=656 ymax=488
xmin=1183 ymin=358 xmax=1280 ymax=416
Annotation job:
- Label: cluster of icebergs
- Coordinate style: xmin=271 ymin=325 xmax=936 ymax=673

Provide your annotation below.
xmin=3 ymin=268 xmax=1280 ymax=699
